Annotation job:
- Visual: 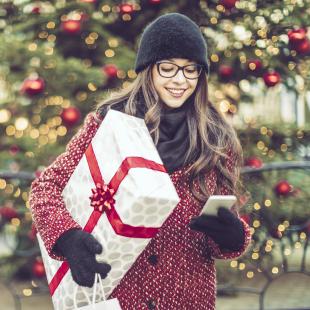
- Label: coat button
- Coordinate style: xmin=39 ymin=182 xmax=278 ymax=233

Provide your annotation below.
xmin=148 ymin=254 xmax=158 ymax=266
xmin=147 ymin=299 xmax=156 ymax=309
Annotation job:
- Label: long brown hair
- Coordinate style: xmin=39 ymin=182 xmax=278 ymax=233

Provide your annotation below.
xmin=96 ymin=66 xmax=244 ymax=205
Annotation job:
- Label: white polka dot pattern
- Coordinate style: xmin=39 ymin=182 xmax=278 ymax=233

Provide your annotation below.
xmin=29 ymin=112 xmax=252 ymax=310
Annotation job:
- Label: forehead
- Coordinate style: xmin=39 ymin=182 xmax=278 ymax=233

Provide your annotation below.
xmin=163 ymin=58 xmax=196 ymax=65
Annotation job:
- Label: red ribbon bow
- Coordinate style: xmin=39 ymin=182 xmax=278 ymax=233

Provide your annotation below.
xmin=90 ymin=183 xmax=115 ymax=212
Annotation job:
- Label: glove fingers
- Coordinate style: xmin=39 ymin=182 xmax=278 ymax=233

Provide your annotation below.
xmin=190 ymin=214 xmax=217 ymax=226
xmin=70 ymin=264 xmax=95 ymax=288
xmin=190 ymin=216 xmax=222 ymax=233
xmin=83 ymin=234 xmax=103 ymax=254
xmin=94 ymin=262 xmax=111 ymax=279
xmin=217 ymin=207 xmax=236 ymax=224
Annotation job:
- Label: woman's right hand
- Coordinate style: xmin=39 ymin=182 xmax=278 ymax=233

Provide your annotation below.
xmin=54 ymin=229 xmax=111 ymax=287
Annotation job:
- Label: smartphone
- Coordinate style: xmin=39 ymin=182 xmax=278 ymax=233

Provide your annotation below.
xmin=200 ymin=195 xmax=237 ymax=216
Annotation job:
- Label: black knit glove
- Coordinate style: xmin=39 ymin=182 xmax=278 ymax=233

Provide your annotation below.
xmin=54 ymin=229 xmax=111 ymax=287
xmin=189 ymin=207 xmax=245 ymax=251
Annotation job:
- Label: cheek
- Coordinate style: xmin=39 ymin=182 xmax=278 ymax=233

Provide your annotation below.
xmin=152 ymin=68 xmax=165 ymax=92
xmin=189 ymin=80 xmax=198 ymax=93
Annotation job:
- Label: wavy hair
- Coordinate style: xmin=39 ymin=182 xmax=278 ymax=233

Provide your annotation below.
xmin=96 ymin=66 xmax=244 ymax=206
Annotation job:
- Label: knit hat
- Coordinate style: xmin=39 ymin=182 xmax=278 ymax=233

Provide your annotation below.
xmin=134 ymin=13 xmax=209 ymax=74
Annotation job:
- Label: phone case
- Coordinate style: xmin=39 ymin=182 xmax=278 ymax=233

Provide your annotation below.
xmin=200 ymin=195 xmax=237 ymax=216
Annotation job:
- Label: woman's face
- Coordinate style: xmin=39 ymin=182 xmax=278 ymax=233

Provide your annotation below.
xmin=151 ymin=58 xmax=199 ymax=109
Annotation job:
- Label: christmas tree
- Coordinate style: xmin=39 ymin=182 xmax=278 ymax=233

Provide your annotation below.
xmin=0 ymin=0 xmax=309 ymax=305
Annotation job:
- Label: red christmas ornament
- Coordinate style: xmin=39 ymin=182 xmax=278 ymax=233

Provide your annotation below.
xmin=288 ymin=28 xmax=307 ymax=44
xmin=220 ymin=0 xmax=238 ymax=9
xmin=274 ymin=180 xmax=292 ymax=197
xmin=21 ymin=77 xmax=45 ymax=96
xmin=61 ymin=107 xmax=81 ymax=127
xmin=102 ymin=64 xmax=118 ymax=79
xmin=240 ymin=214 xmax=250 ymax=225
xmin=247 ymin=59 xmax=262 ymax=75
xmin=61 ymin=19 xmax=82 ymax=35
xmin=31 ymin=6 xmax=41 ymax=14
xmin=32 ymin=258 xmax=45 ymax=278
xmin=119 ymin=3 xmax=134 ymax=14
xmin=0 ymin=206 xmax=18 ymax=220
xmin=244 ymin=156 xmax=263 ymax=168
xmin=90 ymin=183 xmax=115 ymax=213
xmin=294 ymin=39 xmax=310 ymax=54
xmin=9 ymin=144 xmax=20 ymax=156
xmin=149 ymin=0 xmax=161 ymax=3
xmin=219 ymin=65 xmax=233 ymax=79
xmin=263 ymin=71 xmax=281 ymax=87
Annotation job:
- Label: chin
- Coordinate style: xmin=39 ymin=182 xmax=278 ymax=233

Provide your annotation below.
xmin=163 ymin=98 xmax=187 ymax=109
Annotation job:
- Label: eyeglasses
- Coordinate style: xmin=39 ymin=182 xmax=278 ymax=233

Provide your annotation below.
xmin=156 ymin=62 xmax=203 ymax=80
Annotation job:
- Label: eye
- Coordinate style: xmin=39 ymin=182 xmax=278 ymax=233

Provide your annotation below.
xmin=159 ymin=63 xmax=176 ymax=72
xmin=184 ymin=65 xmax=197 ymax=73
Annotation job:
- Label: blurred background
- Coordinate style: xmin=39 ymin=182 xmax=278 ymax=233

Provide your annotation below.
xmin=0 ymin=0 xmax=309 ymax=309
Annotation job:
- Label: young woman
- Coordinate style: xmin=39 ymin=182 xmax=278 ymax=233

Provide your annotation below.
xmin=30 ymin=13 xmax=251 ymax=310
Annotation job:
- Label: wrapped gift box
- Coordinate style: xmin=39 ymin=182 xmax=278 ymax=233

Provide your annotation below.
xmin=37 ymin=110 xmax=180 ymax=310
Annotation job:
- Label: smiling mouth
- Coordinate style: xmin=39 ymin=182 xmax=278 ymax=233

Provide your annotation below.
xmin=165 ymin=88 xmax=187 ymax=97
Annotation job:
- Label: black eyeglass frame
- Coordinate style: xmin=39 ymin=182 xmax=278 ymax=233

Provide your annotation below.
xmin=155 ymin=62 xmax=203 ymax=80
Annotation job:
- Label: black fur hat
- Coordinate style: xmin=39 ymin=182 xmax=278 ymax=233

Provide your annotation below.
xmin=134 ymin=13 xmax=209 ymax=74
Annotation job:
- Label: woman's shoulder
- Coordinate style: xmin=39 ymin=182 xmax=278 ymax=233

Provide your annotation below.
xmin=96 ymin=100 xmax=127 ymax=120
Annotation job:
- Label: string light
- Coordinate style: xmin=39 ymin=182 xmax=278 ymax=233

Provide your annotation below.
xmin=239 ymin=263 xmax=246 ymax=270
xmin=295 ymin=242 xmax=302 ymax=249
xmin=253 ymin=202 xmax=261 ymax=211
xmin=230 ymin=260 xmax=238 ymax=268
xmin=6 ymin=125 xmax=15 ymax=136
xmin=280 ymin=144 xmax=288 ymax=152
xmin=253 ymin=220 xmax=260 ymax=228
xmin=210 ymin=17 xmax=218 ymax=24
xmin=15 ymin=117 xmax=29 ymax=131
xmin=257 ymin=141 xmax=265 ymax=150
xmin=11 ymin=218 xmax=21 ymax=226
xmin=127 ymin=70 xmax=137 ymax=79
xmin=23 ymin=289 xmax=32 ymax=297
xmin=105 ymin=49 xmax=115 ymax=57
xmin=88 ymin=83 xmax=97 ymax=91
xmin=264 ymin=199 xmax=272 ymax=207
xmin=28 ymin=43 xmax=37 ymax=51
xmin=13 ymin=188 xmax=21 ymax=198
xmin=0 ymin=179 xmax=6 ymax=189
xmin=0 ymin=109 xmax=11 ymax=123
xmin=210 ymin=54 xmax=219 ymax=62
xmin=108 ymin=38 xmax=119 ymax=48
xmin=101 ymin=5 xmax=111 ymax=12
xmin=46 ymin=21 xmax=55 ymax=29
xmin=252 ymin=253 xmax=259 ymax=260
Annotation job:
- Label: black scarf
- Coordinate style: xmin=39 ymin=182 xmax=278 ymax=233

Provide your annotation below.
xmin=98 ymin=95 xmax=197 ymax=173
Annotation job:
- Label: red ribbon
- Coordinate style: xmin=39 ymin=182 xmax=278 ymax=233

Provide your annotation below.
xmin=49 ymin=143 xmax=166 ymax=295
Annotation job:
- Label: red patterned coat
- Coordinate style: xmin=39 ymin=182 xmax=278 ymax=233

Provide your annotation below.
xmin=29 ymin=113 xmax=251 ymax=310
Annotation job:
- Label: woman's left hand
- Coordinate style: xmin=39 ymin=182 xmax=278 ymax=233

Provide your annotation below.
xmin=189 ymin=207 xmax=245 ymax=251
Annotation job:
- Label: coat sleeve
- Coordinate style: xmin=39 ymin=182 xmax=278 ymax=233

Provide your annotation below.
xmin=29 ymin=113 xmax=102 ymax=260
xmin=205 ymin=149 xmax=252 ymax=260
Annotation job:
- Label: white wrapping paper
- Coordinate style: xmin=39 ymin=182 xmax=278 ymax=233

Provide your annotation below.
xmin=37 ymin=110 xmax=180 ymax=310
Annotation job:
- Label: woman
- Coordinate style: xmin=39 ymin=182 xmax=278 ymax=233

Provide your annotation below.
xmin=30 ymin=13 xmax=251 ymax=309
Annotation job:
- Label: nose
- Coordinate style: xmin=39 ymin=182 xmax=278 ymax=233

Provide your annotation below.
xmin=172 ymin=69 xmax=187 ymax=84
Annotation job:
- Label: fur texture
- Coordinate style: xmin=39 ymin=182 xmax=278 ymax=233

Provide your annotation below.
xmin=135 ymin=13 xmax=209 ymax=73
